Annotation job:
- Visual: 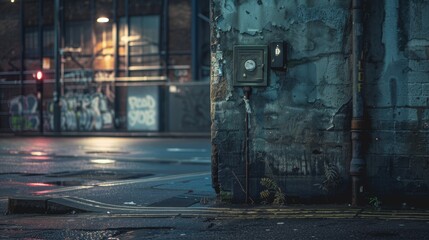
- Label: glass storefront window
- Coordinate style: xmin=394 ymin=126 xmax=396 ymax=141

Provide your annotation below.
xmin=0 ymin=0 xmax=211 ymax=134
xmin=119 ymin=15 xmax=161 ymax=77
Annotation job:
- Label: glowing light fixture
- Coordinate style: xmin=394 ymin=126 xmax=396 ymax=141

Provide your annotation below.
xmin=97 ymin=17 xmax=109 ymax=23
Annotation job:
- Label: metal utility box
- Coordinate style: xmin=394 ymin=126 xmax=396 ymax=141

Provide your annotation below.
xmin=233 ymin=45 xmax=268 ymax=87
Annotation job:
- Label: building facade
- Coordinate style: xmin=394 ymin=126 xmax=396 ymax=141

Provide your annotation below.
xmin=211 ymin=0 xmax=429 ymax=205
xmin=0 ymin=0 xmax=210 ymax=134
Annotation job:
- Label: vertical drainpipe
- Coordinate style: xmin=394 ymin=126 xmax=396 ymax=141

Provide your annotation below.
xmin=350 ymin=0 xmax=366 ymax=206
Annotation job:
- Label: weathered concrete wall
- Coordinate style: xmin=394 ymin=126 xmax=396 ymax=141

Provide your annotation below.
xmin=365 ymin=0 xmax=429 ymax=203
xmin=211 ymin=0 xmax=429 ymax=204
xmin=211 ymin=0 xmax=352 ymax=202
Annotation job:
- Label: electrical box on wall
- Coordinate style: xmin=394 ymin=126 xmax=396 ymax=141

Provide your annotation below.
xmin=270 ymin=41 xmax=287 ymax=71
xmin=233 ymin=45 xmax=268 ymax=87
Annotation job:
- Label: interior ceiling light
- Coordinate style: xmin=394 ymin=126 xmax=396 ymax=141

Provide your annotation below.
xmin=97 ymin=17 xmax=109 ymax=23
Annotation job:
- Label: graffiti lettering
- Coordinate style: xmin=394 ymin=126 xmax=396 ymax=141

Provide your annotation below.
xmin=46 ymin=83 xmax=115 ymax=131
xmin=127 ymin=96 xmax=156 ymax=127
xmin=128 ymin=109 xmax=156 ymax=127
xmin=128 ymin=96 xmax=156 ymax=110
xmin=9 ymin=95 xmax=40 ymax=131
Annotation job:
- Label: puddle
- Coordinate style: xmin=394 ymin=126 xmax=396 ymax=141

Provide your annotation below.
xmin=90 ymin=159 xmax=116 ymax=164
xmin=85 ymin=151 xmax=129 ymax=155
xmin=23 ymin=156 xmax=53 ymax=161
xmin=43 ymin=180 xmax=84 ymax=187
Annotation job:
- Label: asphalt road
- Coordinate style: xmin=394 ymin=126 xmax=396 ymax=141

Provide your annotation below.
xmin=1 ymin=212 xmax=429 ymax=239
xmin=0 ymin=136 xmax=213 ymax=210
xmin=1 ymin=137 xmax=429 ymax=240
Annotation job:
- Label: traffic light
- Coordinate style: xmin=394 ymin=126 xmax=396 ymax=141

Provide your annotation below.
xmin=34 ymin=71 xmax=44 ymax=93
xmin=36 ymin=71 xmax=43 ymax=81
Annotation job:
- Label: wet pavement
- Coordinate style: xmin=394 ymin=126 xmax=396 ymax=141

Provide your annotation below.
xmin=1 ymin=212 xmax=429 ymax=239
xmin=0 ymin=136 xmax=213 ymax=209
xmin=1 ymin=137 xmax=429 ymax=239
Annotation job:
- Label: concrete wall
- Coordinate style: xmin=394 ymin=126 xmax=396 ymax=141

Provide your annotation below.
xmin=365 ymin=0 xmax=429 ymax=201
xmin=211 ymin=0 xmax=429 ymax=204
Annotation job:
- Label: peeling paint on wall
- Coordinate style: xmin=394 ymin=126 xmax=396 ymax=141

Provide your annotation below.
xmin=383 ymin=0 xmax=401 ymax=72
xmin=211 ymin=0 xmax=429 ymax=203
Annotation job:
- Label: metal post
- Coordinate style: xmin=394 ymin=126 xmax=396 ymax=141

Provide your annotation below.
xmin=38 ymin=0 xmax=44 ymax=68
xmin=90 ymin=0 xmax=95 ymax=74
xmin=113 ymin=0 xmax=118 ymax=78
xmin=191 ymin=0 xmax=199 ymax=81
xmin=125 ymin=0 xmax=130 ymax=77
xmin=54 ymin=0 xmax=61 ymax=132
xmin=112 ymin=0 xmax=119 ymax=130
xmin=38 ymin=0 xmax=44 ymax=134
xmin=163 ymin=0 xmax=169 ymax=78
xmin=38 ymin=80 xmax=44 ymax=134
xmin=350 ymin=0 xmax=366 ymax=206
xmin=20 ymin=0 xmax=25 ymax=132
xmin=162 ymin=0 xmax=169 ymax=133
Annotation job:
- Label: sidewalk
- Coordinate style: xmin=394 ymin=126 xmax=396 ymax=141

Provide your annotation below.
xmin=7 ymin=176 xmax=429 ymax=221
xmin=7 ymin=197 xmax=429 ymax=221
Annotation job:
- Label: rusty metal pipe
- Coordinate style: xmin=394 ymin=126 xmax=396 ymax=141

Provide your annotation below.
xmin=350 ymin=0 xmax=366 ymax=206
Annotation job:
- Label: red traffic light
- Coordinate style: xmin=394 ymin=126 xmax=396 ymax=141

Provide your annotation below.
xmin=36 ymin=71 xmax=43 ymax=80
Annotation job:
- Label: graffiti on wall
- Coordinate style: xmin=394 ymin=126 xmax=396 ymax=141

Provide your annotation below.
xmin=128 ymin=95 xmax=156 ymax=128
xmin=127 ymin=86 xmax=159 ymax=131
xmin=8 ymin=94 xmax=39 ymax=131
xmin=46 ymin=83 xmax=115 ymax=131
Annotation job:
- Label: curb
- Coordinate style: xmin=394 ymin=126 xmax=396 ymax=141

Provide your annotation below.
xmin=7 ymin=196 xmax=429 ymax=221
xmin=7 ymin=197 xmax=88 ymax=214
